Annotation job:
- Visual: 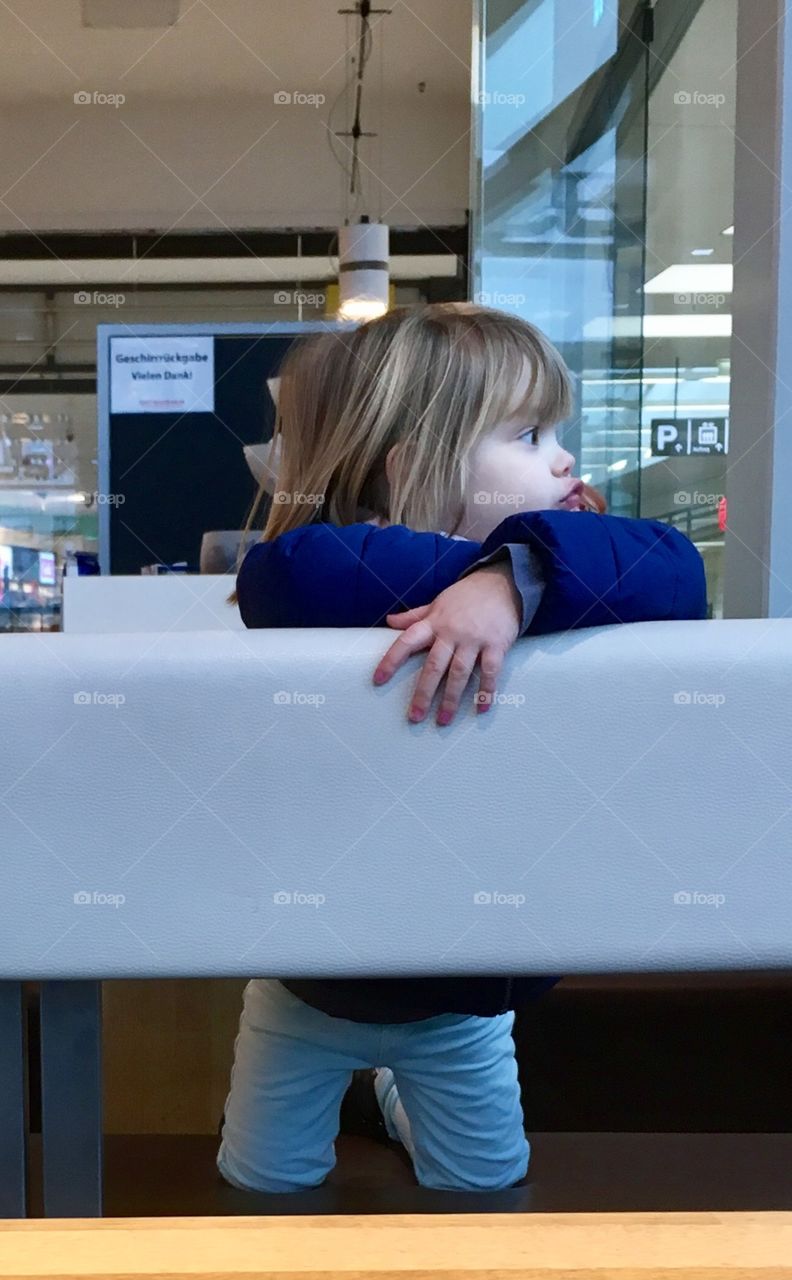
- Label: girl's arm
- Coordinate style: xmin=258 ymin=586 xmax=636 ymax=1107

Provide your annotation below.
xmin=236 ymin=513 xmax=707 ymax=723
xmin=235 ymin=511 xmax=706 ymax=632
xmin=235 ymin=522 xmax=545 ymax=630
xmin=473 ymin=509 xmax=708 ymax=631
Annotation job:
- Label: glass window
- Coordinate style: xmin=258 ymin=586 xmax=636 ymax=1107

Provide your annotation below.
xmin=642 ymin=0 xmax=736 ymax=618
xmin=474 ymin=0 xmax=738 ymax=615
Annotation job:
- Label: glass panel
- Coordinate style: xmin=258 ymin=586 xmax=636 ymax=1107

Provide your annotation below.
xmin=643 ymin=0 xmax=737 ymax=618
xmin=473 ymin=0 xmax=738 ymax=615
xmin=473 ymin=0 xmax=650 ymax=517
xmin=0 ymin=393 xmax=97 ymax=633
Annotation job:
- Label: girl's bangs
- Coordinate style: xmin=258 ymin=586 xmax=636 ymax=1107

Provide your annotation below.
xmin=504 ymin=334 xmax=571 ymax=427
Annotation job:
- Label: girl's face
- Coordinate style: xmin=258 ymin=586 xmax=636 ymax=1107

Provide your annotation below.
xmin=453 ymin=358 xmax=580 ymax=541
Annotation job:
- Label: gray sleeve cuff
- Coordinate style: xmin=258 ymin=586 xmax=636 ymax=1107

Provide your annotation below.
xmin=458 ymin=542 xmax=546 ymax=635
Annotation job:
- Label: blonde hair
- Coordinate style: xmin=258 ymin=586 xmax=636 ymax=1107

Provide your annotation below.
xmin=227 ymin=302 xmax=573 ymax=606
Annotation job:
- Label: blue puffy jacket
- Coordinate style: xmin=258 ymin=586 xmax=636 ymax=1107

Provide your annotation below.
xmin=237 ymin=509 xmax=708 ymax=633
xmin=236 ymin=510 xmax=708 ymax=1022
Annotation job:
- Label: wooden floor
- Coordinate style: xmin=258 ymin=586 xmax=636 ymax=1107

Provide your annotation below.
xmin=1 ymin=1210 xmax=792 ymax=1278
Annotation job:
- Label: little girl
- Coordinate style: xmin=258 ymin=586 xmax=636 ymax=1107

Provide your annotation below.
xmin=218 ymin=303 xmax=707 ymax=1195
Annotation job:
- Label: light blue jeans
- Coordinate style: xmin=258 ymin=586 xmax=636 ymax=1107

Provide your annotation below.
xmin=216 ymin=977 xmax=530 ymax=1193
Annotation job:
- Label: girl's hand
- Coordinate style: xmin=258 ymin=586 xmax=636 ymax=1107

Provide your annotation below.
xmin=372 ymin=562 xmax=522 ymax=725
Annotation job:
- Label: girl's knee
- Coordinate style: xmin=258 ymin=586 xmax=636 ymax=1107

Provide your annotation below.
xmin=417 ymin=1161 xmax=529 ymax=1192
xmin=412 ymin=1136 xmax=531 ymax=1192
xmin=217 ymin=1160 xmax=327 ymax=1194
xmin=216 ymin=1144 xmax=330 ymax=1195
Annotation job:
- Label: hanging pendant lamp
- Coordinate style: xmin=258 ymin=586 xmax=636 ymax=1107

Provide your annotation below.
xmin=337 ymin=216 xmax=390 ymax=321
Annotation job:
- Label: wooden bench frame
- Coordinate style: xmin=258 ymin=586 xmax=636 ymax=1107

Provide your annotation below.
xmin=1 ymin=1212 xmax=791 ymax=1279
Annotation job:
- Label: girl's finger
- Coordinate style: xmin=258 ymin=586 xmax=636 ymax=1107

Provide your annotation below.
xmin=435 ymin=645 xmax=479 ymax=725
xmin=373 ymin=618 xmax=435 ymax=685
xmin=408 ymin=636 xmax=454 ymax=723
xmin=385 ymin=604 xmax=431 ymax=629
xmin=474 ymin=643 xmax=505 ymax=713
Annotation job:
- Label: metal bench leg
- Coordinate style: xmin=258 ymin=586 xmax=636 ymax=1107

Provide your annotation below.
xmin=40 ymin=980 xmax=103 ymax=1217
xmin=0 ymin=982 xmax=27 ymax=1216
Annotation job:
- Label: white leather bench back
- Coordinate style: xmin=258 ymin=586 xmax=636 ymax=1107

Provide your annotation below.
xmin=1 ymin=620 xmax=788 ymax=980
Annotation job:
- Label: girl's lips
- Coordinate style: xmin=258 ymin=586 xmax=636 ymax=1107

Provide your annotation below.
xmin=558 ymin=478 xmax=585 ymax=509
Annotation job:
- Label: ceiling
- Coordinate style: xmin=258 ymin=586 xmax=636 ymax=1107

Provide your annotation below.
xmin=0 ymin=0 xmax=473 ymax=104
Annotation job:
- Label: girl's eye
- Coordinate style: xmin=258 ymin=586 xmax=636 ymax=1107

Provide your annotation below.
xmin=519 ymin=426 xmax=541 ymax=445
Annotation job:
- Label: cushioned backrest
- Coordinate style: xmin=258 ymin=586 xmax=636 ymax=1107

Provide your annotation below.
xmin=1 ymin=620 xmax=788 ymax=979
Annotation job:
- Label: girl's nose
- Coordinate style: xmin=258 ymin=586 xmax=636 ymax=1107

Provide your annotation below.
xmin=554 ymin=448 xmax=575 ymax=476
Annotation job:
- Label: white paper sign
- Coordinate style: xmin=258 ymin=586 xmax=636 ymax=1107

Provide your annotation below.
xmin=110 ymin=336 xmax=215 ymax=414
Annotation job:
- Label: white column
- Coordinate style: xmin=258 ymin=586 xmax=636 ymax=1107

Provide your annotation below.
xmin=725 ymin=0 xmax=792 ymax=618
